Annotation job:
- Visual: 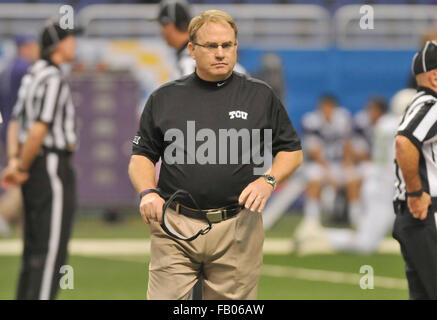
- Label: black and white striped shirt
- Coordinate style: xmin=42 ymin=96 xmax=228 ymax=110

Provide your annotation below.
xmin=12 ymin=59 xmax=76 ymax=152
xmin=394 ymin=86 xmax=437 ymax=202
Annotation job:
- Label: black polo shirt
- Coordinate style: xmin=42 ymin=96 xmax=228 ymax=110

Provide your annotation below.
xmin=132 ymin=71 xmax=301 ymax=209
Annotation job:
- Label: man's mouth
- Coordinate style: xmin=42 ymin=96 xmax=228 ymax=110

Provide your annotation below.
xmin=212 ymin=63 xmax=227 ymax=66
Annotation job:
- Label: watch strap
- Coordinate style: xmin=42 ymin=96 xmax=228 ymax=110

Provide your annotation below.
xmin=139 ymin=189 xmax=159 ymax=199
xmin=406 ymin=189 xmax=423 ymax=197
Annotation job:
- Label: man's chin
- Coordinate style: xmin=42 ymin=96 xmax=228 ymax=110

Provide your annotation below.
xmin=210 ymin=68 xmax=231 ymax=77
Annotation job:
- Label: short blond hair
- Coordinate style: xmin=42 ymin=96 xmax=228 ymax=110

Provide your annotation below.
xmin=188 ymin=10 xmax=238 ymax=43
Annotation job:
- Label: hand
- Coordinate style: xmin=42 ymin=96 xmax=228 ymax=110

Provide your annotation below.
xmin=1 ymin=166 xmax=28 ymax=189
xmin=139 ymin=193 xmax=165 ymax=224
xmin=407 ymin=192 xmax=431 ymax=220
xmin=238 ymin=177 xmax=274 ymax=213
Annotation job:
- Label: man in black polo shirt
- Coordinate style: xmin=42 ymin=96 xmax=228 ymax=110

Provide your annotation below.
xmin=393 ymin=41 xmax=437 ymax=300
xmin=129 ymin=10 xmax=303 ymax=300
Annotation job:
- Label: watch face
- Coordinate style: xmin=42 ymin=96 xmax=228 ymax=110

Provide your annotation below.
xmin=265 ymin=175 xmax=275 ymax=182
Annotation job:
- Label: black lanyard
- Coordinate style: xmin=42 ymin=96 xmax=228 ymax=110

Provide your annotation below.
xmin=149 ymin=188 xmax=212 ymax=242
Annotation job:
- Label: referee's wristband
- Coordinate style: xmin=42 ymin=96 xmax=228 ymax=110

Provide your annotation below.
xmin=406 ymin=189 xmax=423 ymax=198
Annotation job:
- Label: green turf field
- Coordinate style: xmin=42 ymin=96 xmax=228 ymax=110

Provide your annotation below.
xmin=0 ymin=214 xmax=408 ymax=300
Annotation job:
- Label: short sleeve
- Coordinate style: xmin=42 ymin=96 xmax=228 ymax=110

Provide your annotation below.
xmin=270 ymin=92 xmax=302 ymax=156
xmin=36 ymin=75 xmax=62 ymax=124
xmin=132 ymin=94 xmax=163 ymax=164
xmin=397 ymin=101 xmax=437 ymax=150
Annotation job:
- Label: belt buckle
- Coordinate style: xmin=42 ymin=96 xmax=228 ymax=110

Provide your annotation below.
xmin=206 ymin=210 xmax=223 ymax=223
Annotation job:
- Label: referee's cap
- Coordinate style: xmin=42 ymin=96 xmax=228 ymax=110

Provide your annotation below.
xmin=40 ymin=20 xmax=83 ymax=56
xmin=152 ymin=0 xmax=192 ymax=31
xmin=412 ymin=40 xmax=437 ymax=75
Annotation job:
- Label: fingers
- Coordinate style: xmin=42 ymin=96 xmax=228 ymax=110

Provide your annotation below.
xmin=419 ymin=209 xmax=428 ymax=221
xmin=242 ymin=190 xmax=266 ymax=212
xmin=238 ymin=187 xmax=250 ymax=206
xmin=244 ymin=191 xmax=257 ymax=210
xmin=155 ymin=200 xmax=164 ymax=224
xmin=258 ymin=198 xmax=267 ymax=213
xmin=409 ymin=208 xmax=428 ymax=220
xmin=240 ymin=178 xmax=273 ymax=212
xmin=139 ymin=203 xmax=150 ymax=224
xmin=250 ymin=194 xmax=263 ymax=212
xmin=139 ymin=195 xmax=165 ymax=225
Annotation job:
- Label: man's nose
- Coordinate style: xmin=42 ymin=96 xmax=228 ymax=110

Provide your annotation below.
xmin=215 ymin=45 xmax=225 ymax=58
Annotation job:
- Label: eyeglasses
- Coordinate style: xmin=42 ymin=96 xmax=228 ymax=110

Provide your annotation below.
xmin=192 ymin=41 xmax=236 ymax=52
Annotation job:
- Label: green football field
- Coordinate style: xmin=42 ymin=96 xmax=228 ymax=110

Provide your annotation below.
xmin=0 ymin=213 xmax=408 ymax=300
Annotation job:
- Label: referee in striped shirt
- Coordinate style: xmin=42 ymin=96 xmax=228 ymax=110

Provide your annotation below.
xmin=1 ymin=21 xmax=79 ymax=300
xmin=393 ymin=41 xmax=437 ymax=300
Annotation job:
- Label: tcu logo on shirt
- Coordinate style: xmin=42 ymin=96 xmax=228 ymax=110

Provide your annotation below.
xmin=229 ymin=110 xmax=248 ymax=120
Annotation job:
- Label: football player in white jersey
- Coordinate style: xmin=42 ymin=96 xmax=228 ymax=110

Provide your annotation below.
xmin=348 ymin=97 xmax=388 ymax=227
xmin=321 ymin=89 xmax=417 ymax=254
xmin=293 ymin=94 xmax=355 ymax=253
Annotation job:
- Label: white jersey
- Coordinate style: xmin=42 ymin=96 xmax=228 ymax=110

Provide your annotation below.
xmin=372 ymin=113 xmax=398 ymax=170
xmin=352 ymin=110 xmax=372 ymax=156
xmin=302 ymin=107 xmax=353 ymax=163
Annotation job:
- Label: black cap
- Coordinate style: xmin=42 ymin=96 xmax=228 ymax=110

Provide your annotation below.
xmin=412 ymin=41 xmax=437 ymax=75
xmin=154 ymin=0 xmax=191 ymax=32
xmin=40 ymin=20 xmax=83 ymax=56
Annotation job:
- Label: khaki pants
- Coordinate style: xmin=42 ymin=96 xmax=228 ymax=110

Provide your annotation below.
xmin=147 ymin=208 xmax=264 ymax=300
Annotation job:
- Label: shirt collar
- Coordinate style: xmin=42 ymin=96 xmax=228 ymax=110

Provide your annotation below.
xmin=417 ymin=86 xmax=437 ymax=98
xmin=193 ymin=71 xmax=234 ymax=89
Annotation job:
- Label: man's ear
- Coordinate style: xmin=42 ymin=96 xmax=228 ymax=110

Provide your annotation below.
xmin=429 ymin=70 xmax=437 ymax=89
xmin=187 ymin=42 xmax=195 ymax=60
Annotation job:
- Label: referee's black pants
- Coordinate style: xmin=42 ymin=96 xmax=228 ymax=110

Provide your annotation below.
xmin=393 ymin=201 xmax=437 ymax=300
xmin=16 ymin=151 xmax=76 ymax=300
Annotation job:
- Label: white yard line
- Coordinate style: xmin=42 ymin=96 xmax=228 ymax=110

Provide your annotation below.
xmin=261 ymin=265 xmax=407 ymax=290
xmin=0 ymin=238 xmax=406 ymax=290
xmin=92 ymin=256 xmax=407 ymax=291
xmin=0 ymin=238 xmax=400 ymax=255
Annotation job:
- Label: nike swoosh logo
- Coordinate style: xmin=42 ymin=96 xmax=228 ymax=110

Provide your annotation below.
xmin=217 ymin=82 xmax=225 ymax=87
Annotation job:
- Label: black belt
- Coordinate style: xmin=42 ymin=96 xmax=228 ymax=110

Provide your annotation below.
xmin=147 ymin=189 xmax=242 ymax=242
xmin=169 ymin=202 xmax=243 ymax=224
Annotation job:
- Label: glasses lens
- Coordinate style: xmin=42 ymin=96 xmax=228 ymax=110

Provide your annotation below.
xmin=222 ymin=43 xmax=233 ymax=49
xmin=206 ymin=43 xmax=219 ymax=50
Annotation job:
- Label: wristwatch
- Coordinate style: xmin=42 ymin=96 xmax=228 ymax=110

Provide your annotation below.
xmin=263 ymin=174 xmax=277 ymax=190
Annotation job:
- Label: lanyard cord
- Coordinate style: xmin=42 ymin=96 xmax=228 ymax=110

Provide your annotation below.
xmin=150 ymin=188 xmax=212 ymax=242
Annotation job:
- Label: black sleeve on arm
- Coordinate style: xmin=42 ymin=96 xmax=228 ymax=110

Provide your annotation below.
xmin=269 ymin=91 xmax=302 ymax=156
xmin=132 ymin=94 xmax=163 ymax=164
